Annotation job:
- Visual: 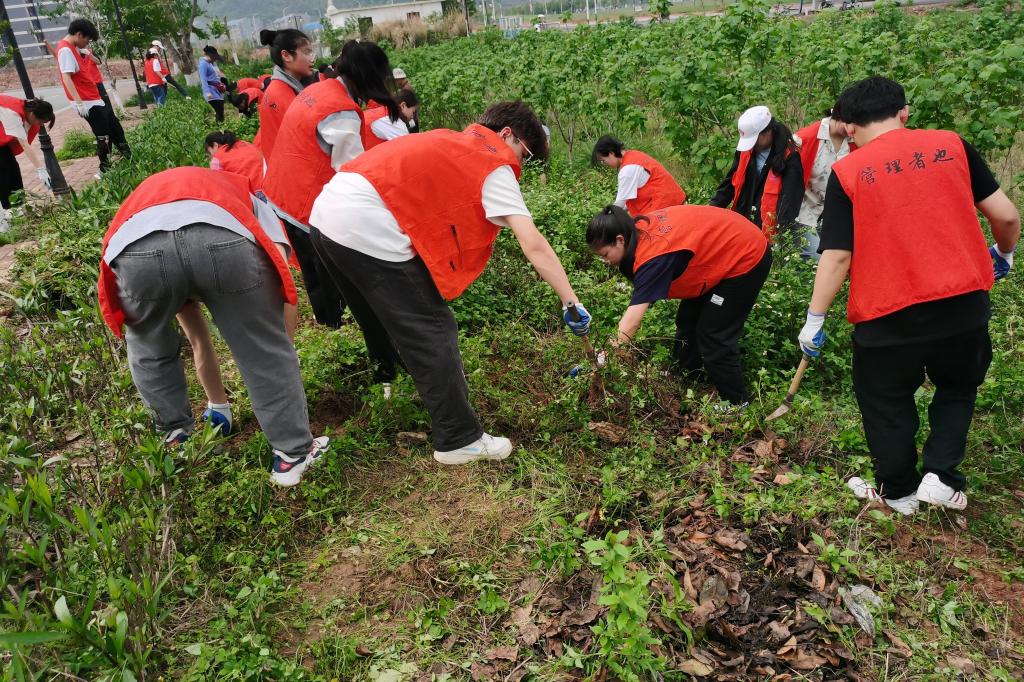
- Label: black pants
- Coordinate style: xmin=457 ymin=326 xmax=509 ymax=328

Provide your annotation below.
xmin=852 ymin=326 xmax=991 ymax=499
xmin=0 ymin=144 xmax=23 ymax=209
xmin=164 ymin=74 xmax=189 ymax=97
xmin=284 ymin=222 xmax=347 ymax=329
xmin=85 ymin=103 xmax=130 ymax=172
xmin=208 ymin=98 xmax=225 ymax=122
xmin=310 ymin=229 xmax=483 ymax=451
xmin=672 ymin=248 xmax=772 ymax=404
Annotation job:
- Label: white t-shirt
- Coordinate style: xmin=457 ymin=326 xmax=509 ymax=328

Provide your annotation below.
xmin=370 ymin=116 xmax=410 ymax=142
xmin=57 ymin=46 xmax=103 ymax=110
xmin=0 ymin=105 xmax=27 ymax=139
xmin=103 ymin=198 xmax=290 ymax=264
xmin=613 ymin=164 xmax=650 ymax=207
xmin=309 ymin=165 xmax=530 ymax=263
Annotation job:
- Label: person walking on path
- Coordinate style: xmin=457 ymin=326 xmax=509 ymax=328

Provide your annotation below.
xmin=150 ymin=40 xmax=190 ymax=99
xmin=0 ymin=97 xmax=55 ymax=232
xmin=710 ymin=106 xmax=803 ymax=243
xmin=97 ymin=166 xmax=327 ymax=486
xmin=587 ymin=204 xmax=770 ymax=409
xmin=143 ymin=49 xmax=167 ymax=106
xmin=199 ymin=46 xmax=227 ymax=122
xmin=255 ymin=29 xmax=315 ymax=159
xmin=793 ymin=105 xmax=854 ymax=259
xmin=591 ymin=136 xmax=687 ymax=217
xmin=797 ymin=76 xmax=1020 ymax=515
xmin=308 ymin=101 xmax=593 ymax=465
xmin=55 ymin=19 xmax=131 ymax=173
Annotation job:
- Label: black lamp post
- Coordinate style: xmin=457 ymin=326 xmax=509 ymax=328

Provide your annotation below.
xmin=0 ymin=0 xmax=70 ymax=196
xmin=109 ymin=0 xmax=147 ymax=109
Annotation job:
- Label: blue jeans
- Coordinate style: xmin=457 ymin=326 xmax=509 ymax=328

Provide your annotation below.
xmin=149 ymin=85 xmax=167 ymax=106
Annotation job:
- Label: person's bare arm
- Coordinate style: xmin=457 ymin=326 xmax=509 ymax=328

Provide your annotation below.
xmin=977 ymin=188 xmax=1021 ymax=253
xmin=615 ymin=302 xmax=650 ymax=345
xmin=16 ymin=137 xmax=43 ymax=170
xmin=809 ymin=249 xmax=852 ymax=314
xmin=505 ymin=213 xmax=580 ymax=306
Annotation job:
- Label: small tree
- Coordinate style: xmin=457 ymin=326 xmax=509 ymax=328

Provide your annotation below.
xmin=649 ymin=0 xmax=670 ymax=20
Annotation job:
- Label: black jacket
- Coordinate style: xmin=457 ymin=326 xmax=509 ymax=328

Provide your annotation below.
xmin=709 ymin=148 xmax=804 ymax=229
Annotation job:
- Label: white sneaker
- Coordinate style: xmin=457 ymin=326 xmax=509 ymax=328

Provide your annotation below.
xmin=846 ymin=476 xmax=919 ymax=516
xmin=433 ymin=433 xmax=513 ymax=465
xmin=0 ymin=208 xmax=10 ymax=234
xmin=916 ymin=472 xmax=967 ymax=510
xmin=271 ymin=436 xmax=329 ymax=487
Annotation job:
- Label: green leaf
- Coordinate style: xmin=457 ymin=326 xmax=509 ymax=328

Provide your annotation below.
xmin=0 ymin=631 xmax=70 ymax=648
xmin=185 ymin=643 xmax=203 ymax=656
xmin=54 ymin=596 xmax=73 ymax=626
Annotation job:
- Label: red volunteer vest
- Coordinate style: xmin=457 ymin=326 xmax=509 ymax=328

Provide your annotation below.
xmin=56 ymin=39 xmax=102 ymax=102
xmin=361 ymin=100 xmax=392 ymax=150
xmin=729 ymin=148 xmax=794 ymax=239
xmin=236 ymin=77 xmax=263 ymax=92
xmin=342 ymin=124 xmax=522 ymax=300
xmin=832 ymin=127 xmax=993 ymax=324
xmin=239 ymin=87 xmax=263 ymax=106
xmin=97 ymin=167 xmax=297 ymax=337
xmin=79 ymin=50 xmax=102 ymax=84
xmin=254 ymin=79 xmax=299 ymax=159
xmin=796 ymin=120 xmax=857 ymax=189
xmin=212 ymin=140 xmax=265 ymax=193
xmin=264 ymin=78 xmax=366 ymax=224
xmin=632 ymin=206 xmax=768 ymax=300
xmin=143 ymin=58 xmax=163 ymax=87
xmin=0 ymin=95 xmax=38 ymax=156
xmin=620 ymin=150 xmax=687 ymax=216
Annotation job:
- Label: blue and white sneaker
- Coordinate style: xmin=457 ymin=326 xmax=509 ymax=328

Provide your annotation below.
xmin=271 ymin=436 xmax=330 ymax=487
xmin=202 ymin=407 xmax=233 ymax=437
xmin=433 ymin=433 xmax=512 ymax=465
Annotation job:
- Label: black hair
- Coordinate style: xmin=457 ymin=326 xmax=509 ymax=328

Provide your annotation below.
xmin=761 ymin=117 xmax=798 ymax=176
xmin=317 ymin=62 xmax=334 ymax=74
xmin=145 ymin=51 xmax=157 ymax=60
xmin=591 ymin=135 xmax=625 ymax=166
xmin=835 ymin=76 xmax=906 ymax=126
xmin=68 ymin=18 xmax=98 ymax=40
xmin=260 ymin=29 xmax=311 ymax=69
xmin=205 ymin=130 xmax=238 ymax=150
xmin=23 ymin=99 xmax=55 ymax=129
xmin=477 ymin=100 xmax=549 ymax=164
xmin=229 ymin=92 xmax=256 ymax=116
xmin=398 ymin=88 xmax=419 ymax=108
xmin=586 ymin=205 xmax=644 ymax=279
xmin=332 ymin=40 xmax=399 ymax=121
xmin=202 ymin=45 xmax=223 ymax=62
xmin=825 ymin=99 xmax=843 ymax=122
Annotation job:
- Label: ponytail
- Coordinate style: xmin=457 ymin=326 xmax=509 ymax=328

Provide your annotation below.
xmin=586 ymin=205 xmax=641 ymax=279
xmin=204 ymin=130 xmax=237 ymax=150
xmin=23 ymin=98 xmax=55 ymax=129
xmin=332 ymin=40 xmax=399 ymax=121
xmin=260 ymin=28 xmax=310 ymax=70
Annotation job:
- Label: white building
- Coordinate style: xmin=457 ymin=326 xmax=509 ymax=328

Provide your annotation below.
xmin=326 ymin=0 xmax=444 ymax=30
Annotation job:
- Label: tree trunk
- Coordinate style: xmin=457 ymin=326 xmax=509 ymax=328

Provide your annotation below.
xmin=167 ymin=33 xmax=195 ymax=74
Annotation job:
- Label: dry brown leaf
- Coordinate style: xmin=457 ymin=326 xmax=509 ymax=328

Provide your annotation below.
xmin=683 ymin=568 xmax=697 ymax=600
xmin=811 ymin=565 xmax=826 ymax=591
xmin=712 ymin=529 xmax=748 ymax=551
xmin=355 ymin=644 xmax=372 ymax=657
xmin=397 ymin=431 xmax=428 ymax=443
xmin=753 ymin=439 xmax=774 ymax=459
xmin=766 ymin=620 xmax=791 ymax=644
xmin=470 ymin=661 xmax=495 ymax=680
xmin=773 ymin=473 xmax=793 ymax=485
xmin=679 ymin=659 xmax=714 ymax=676
xmin=796 ymin=541 xmax=810 ymax=554
xmin=587 ymin=421 xmax=627 ymax=444
xmin=686 ymin=600 xmax=717 ymax=627
xmin=787 ymin=651 xmax=828 ymax=670
xmin=946 ymin=655 xmax=976 ymax=676
xmin=776 ymin=636 xmax=798 ymax=656
xmin=485 ymin=645 xmax=519 ymax=662
xmin=688 ymin=530 xmax=712 ymax=544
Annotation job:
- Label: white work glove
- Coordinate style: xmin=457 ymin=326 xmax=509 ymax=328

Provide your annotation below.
xmin=797 ymin=310 xmax=827 ymax=357
xmin=36 ymin=167 xmax=51 ymax=188
xmin=71 ymin=101 xmax=90 ymax=118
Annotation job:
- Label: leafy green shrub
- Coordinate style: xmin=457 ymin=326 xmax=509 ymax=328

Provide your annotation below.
xmin=56 ymin=129 xmax=97 ymax=161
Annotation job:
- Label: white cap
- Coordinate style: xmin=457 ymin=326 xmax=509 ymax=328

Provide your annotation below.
xmin=736 ymin=105 xmax=772 ymax=152
xmin=147 ymin=47 xmax=158 ymax=55
xmin=151 ymin=39 xmax=164 ymax=49
xmin=392 ymin=68 xmax=407 ymax=80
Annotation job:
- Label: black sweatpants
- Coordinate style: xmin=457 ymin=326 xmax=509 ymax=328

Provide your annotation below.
xmin=284 ymin=222 xmax=347 ymax=329
xmin=310 ymin=229 xmax=483 ymax=451
xmin=672 ymin=248 xmax=772 ymax=404
xmin=208 ymin=99 xmax=225 ymax=122
xmin=852 ymin=325 xmax=992 ymax=499
xmin=0 ymin=144 xmax=23 ymax=209
xmin=85 ymin=103 xmax=130 ymax=172
xmin=164 ymin=74 xmax=189 ymax=97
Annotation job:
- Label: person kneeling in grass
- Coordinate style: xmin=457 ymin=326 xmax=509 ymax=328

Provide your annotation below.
xmin=586 ymin=204 xmax=771 ymax=410
xmin=97 ymin=166 xmax=326 ymax=487
xmin=308 ymin=101 xmax=593 ymax=465
xmin=797 ymin=76 xmax=1020 ymax=514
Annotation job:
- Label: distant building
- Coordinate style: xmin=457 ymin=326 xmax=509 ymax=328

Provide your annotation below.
xmin=0 ymin=0 xmax=67 ymax=61
xmin=326 ymin=0 xmax=444 ymax=30
xmin=227 ymin=17 xmax=263 ymax=46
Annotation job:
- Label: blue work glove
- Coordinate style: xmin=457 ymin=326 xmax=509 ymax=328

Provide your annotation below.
xmin=562 ymin=302 xmax=592 ymax=337
xmin=798 ymin=310 xmax=827 ymax=357
xmin=990 ymin=244 xmax=1014 ymax=281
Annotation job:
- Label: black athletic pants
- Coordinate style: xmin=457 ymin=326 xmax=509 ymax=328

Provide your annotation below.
xmin=0 ymin=144 xmax=23 ymax=209
xmin=84 ymin=103 xmax=130 ymax=172
xmin=310 ymin=229 xmax=482 ymax=452
xmin=672 ymin=248 xmax=772 ymax=404
xmin=164 ymin=74 xmax=189 ymax=97
xmin=208 ymin=99 xmax=225 ymax=122
xmin=852 ymin=325 xmax=991 ymax=499
xmin=283 ymin=222 xmax=348 ymax=330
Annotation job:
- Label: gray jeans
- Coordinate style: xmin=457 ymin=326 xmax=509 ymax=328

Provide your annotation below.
xmin=111 ymin=224 xmax=312 ymax=457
